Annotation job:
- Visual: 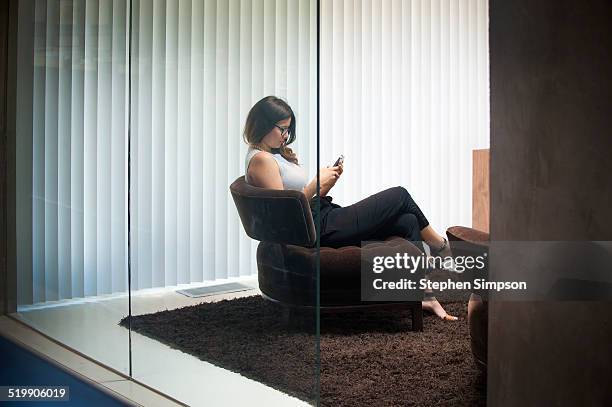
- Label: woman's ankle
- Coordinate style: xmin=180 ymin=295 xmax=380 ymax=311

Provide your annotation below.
xmin=428 ymin=237 xmax=449 ymax=256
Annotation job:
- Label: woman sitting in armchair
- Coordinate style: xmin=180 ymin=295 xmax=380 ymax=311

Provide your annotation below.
xmin=243 ymin=95 xmax=457 ymax=321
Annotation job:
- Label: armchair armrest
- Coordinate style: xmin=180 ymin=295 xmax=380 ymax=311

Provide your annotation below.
xmin=446 ymin=226 xmax=490 ymax=247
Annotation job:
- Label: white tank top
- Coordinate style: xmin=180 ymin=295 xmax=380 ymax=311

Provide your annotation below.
xmin=245 ymin=146 xmax=308 ymax=191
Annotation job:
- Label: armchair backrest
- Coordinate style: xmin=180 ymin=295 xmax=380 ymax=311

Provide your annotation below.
xmin=229 ymin=176 xmax=316 ymax=247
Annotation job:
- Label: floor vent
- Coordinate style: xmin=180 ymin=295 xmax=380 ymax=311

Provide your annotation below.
xmin=176 ymin=282 xmax=255 ymax=298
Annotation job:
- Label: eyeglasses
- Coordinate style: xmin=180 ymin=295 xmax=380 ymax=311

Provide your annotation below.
xmin=274 ymin=124 xmax=290 ymax=136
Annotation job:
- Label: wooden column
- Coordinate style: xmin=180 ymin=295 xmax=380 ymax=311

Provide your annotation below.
xmin=472 ymin=148 xmax=489 ymax=233
xmin=489 ymin=0 xmax=612 ymax=405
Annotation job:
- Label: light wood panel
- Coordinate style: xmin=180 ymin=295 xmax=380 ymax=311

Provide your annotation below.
xmin=472 ymin=148 xmax=489 ymax=232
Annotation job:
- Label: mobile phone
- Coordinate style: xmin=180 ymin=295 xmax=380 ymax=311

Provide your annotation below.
xmin=333 ymin=154 xmax=344 ymax=167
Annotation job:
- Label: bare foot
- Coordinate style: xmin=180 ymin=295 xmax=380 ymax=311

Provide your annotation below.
xmin=422 ymin=297 xmax=458 ymax=321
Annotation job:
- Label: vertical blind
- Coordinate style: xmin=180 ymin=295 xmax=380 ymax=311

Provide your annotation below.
xmin=16 ymin=0 xmax=129 ymax=305
xmin=319 ymin=0 xmax=489 ymax=235
xmin=129 ymin=0 xmax=317 ymax=290
xmin=15 ymin=0 xmax=318 ymax=305
xmin=15 ymin=0 xmax=488 ymax=306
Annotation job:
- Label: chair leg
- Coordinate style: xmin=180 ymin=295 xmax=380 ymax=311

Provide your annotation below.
xmin=412 ymin=304 xmax=423 ymax=331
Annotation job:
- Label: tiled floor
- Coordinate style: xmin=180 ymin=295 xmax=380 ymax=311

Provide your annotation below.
xmin=12 ymin=277 xmax=311 ymax=407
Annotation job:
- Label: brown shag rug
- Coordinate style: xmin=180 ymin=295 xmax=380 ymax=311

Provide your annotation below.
xmin=119 ymin=294 xmax=485 ymax=406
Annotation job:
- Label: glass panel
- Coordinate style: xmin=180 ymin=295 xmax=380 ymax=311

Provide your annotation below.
xmin=127 ymin=0 xmax=319 ymax=405
xmin=11 ymin=0 xmax=130 ymax=375
xmin=317 ymin=0 xmax=490 ymax=405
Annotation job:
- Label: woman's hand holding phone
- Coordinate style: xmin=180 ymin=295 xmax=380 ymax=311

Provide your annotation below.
xmin=320 ymin=165 xmax=342 ymax=196
xmin=303 ymin=156 xmax=343 ymax=198
xmin=331 ymin=155 xmax=344 ymax=178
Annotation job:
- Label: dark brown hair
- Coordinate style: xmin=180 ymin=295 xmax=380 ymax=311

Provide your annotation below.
xmin=243 ymin=96 xmax=298 ymax=164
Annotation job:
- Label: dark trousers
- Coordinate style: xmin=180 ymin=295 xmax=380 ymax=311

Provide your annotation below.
xmin=313 ymin=186 xmax=430 ymax=248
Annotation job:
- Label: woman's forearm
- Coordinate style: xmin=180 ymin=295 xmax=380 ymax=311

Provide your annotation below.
xmin=319 ymin=180 xmax=332 ymax=197
xmin=302 ymin=176 xmax=331 ymax=199
xmin=302 ymin=178 xmax=317 ymax=199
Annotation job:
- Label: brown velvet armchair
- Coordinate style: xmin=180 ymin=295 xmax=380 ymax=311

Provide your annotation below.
xmin=230 ymin=176 xmax=424 ymax=331
xmin=446 ymin=225 xmax=490 ymax=368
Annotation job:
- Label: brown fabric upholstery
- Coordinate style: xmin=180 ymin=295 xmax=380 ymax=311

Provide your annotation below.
xmin=230 ymin=176 xmax=316 ymax=247
xmin=468 ymin=293 xmax=488 ymax=369
xmin=231 ymin=175 xmax=424 ymax=326
xmin=446 ymin=226 xmax=489 ymax=270
xmin=257 ymin=237 xmax=424 ymax=306
xmin=446 ymin=226 xmax=489 ymax=368
xmin=446 ymin=225 xmax=490 ymax=247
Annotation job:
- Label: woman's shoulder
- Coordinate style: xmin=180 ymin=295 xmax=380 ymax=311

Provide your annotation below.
xmin=246 ymin=148 xmax=279 ymax=175
xmin=245 ymin=148 xmax=282 ymax=187
xmin=248 ymin=148 xmax=275 ymax=164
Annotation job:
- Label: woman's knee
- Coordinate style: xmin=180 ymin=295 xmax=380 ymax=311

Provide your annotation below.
xmin=388 ymin=186 xmax=413 ymax=205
